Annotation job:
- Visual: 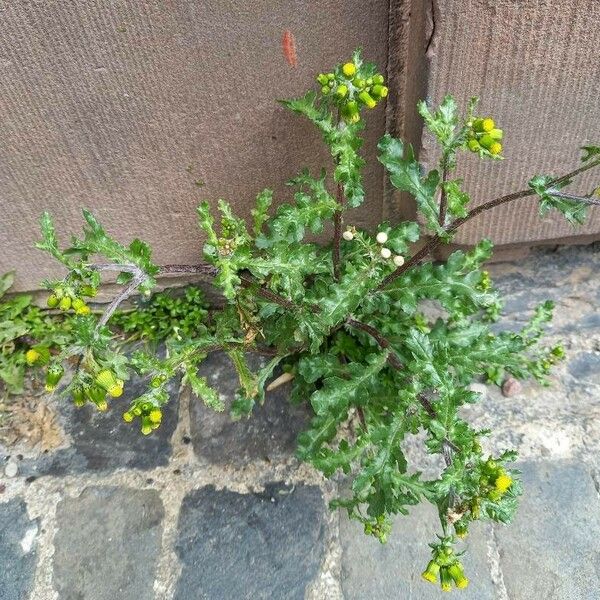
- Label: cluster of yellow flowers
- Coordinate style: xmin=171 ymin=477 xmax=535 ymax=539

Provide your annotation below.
xmin=466 ymin=117 xmax=503 ymax=156
xmin=316 ymin=61 xmax=388 ymax=123
xmin=422 ymin=545 xmax=469 ymax=591
xmin=46 ymin=283 xmax=97 ymax=315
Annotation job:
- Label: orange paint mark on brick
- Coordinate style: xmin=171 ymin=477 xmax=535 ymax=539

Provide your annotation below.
xmin=282 ymin=30 xmax=297 ymax=67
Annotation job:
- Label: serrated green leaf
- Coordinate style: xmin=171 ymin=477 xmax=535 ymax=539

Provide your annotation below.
xmin=378 ymin=134 xmax=443 ymax=236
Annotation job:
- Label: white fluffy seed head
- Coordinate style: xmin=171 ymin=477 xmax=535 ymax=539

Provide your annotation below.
xmin=380 ymin=247 xmax=392 ymax=259
xmin=376 ymin=231 xmax=388 ymax=244
xmin=342 ymin=230 xmax=354 ymax=241
xmin=393 ymin=254 xmax=405 ymax=267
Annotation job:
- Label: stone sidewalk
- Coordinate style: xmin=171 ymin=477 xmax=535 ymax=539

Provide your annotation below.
xmin=1 ymin=243 xmax=599 ymax=600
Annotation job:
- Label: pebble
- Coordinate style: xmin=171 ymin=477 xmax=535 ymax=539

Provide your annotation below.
xmin=4 ymin=461 xmax=18 ymax=478
xmin=502 ymin=376 xmax=523 ymax=397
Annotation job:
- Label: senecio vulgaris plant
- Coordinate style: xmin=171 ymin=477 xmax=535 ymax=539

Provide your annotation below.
xmin=32 ymin=51 xmax=600 ymax=591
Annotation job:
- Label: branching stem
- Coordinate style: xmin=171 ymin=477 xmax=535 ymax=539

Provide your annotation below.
xmin=377 ymin=158 xmax=600 ymax=291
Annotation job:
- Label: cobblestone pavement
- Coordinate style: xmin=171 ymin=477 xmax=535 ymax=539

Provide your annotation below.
xmin=1 ymin=243 xmax=599 ymax=600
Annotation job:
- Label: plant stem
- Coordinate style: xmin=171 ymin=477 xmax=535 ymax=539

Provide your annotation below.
xmin=438 ymin=157 xmax=450 ymax=227
xmin=377 ymin=157 xmax=600 ymax=291
xmin=346 ymin=318 xmax=404 ymax=369
xmin=332 ymin=183 xmax=345 ymax=281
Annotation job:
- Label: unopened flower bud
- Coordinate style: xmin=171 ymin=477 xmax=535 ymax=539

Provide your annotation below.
xmin=421 ymin=560 xmax=440 ymax=584
xmin=372 ymin=84 xmax=388 ymax=98
xmin=45 ymin=363 xmax=64 ymax=392
xmin=489 ymin=128 xmax=503 ymax=140
xmin=393 ymin=255 xmax=405 ymax=267
xmin=336 ymin=84 xmax=348 ymax=98
xmin=342 ymin=230 xmax=354 ymax=241
xmin=358 ymin=91 xmax=377 ymax=109
xmin=122 ymin=411 xmax=134 ymax=423
xmin=376 ymin=231 xmax=388 ymax=244
xmin=47 ymin=294 xmax=60 ymax=308
xmin=80 ymin=285 xmax=97 ymax=298
xmin=448 ymin=563 xmax=469 ymax=589
xmin=59 ymin=296 xmax=72 ymax=311
xmin=380 ymin=247 xmax=392 ymax=259
xmin=467 ymin=139 xmax=481 ymax=152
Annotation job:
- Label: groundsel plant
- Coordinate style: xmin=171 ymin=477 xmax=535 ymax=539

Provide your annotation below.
xmin=33 ymin=51 xmax=600 ymax=590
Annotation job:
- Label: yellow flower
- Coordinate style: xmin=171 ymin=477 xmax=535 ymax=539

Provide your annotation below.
xmin=482 ymin=117 xmax=495 ymax=132
xmin=495 ymin=472 xmax=513 ymax=493
xmin=421 ymin=560 xmax=439 ymax=584
xmin=25 ymin=349 xmax=41 ymax=365
xmin=342 ymin=62 xmax=356 ymax=78
xmin=149 ymin=409 xmax=162 ymax=424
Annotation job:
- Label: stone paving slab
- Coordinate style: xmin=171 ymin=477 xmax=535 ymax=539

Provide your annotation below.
xmin=190 ymin=352 xmax=310 ymax=466
xmin=495 ymin=461 xmax=600 ymax=600
xmin=52 ymin=486 xmax=164 ymax=600
xmin=174 ymin=483 xmax=326 ymax=600
xmin=0 ymin=499 xmax=39 ymax=600
xmin=22 ymin=375 xmax=180 ymax=477
xmin=490 ymin=243 xmax=600 ymax=333
xmin=340 ymin=501 xmax=495 ymax=599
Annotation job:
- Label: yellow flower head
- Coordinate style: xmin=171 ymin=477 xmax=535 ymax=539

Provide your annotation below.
xmin=342 ymin=62 xmax=356 ymax=78
xmin=495 ymin=472 xmax=513 ymax=493
xmin=26 ymin=349 xmax=41 ymax=365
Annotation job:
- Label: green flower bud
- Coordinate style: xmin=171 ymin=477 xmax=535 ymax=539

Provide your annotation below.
xmin=448 ymin=563 xmax=469 ymax=589
xmin=472 ymin=118 xmax=484 ymax=132
xmin=316 ymin=73 xmax=329 ymax=86
xmin=321 ymin=86 xmax=330 ymax=95
xmin=47 ymin=294 xmax=60 ymax=308
xmin=80 ymin=285 xmax=97 ymax=298
xmin=72 ymin=298 xmax=86 ymax=311
xmin=358 ymin=91 xmax=377 ymax=109
xmin=373 ymin=74 xmax=385 ymax=84
xmin=141 ymin=416 xmax=153 ymax=435
xmin=366 ymin=77 xmax=373 ymax=86
xmin=440 ymin=567 xmax=453 ymax=592
xmin=353 ymin=77 xmax=366 ymax=89
xmin=335 ymin=84 xmax=348 ymax=98
xmin=95 ymin=369 xmax=124 ymax=398
xmin=479 ymin=134 xmax=495 ymax=149
xmin=326 ymin=73 xmax=335 ymax=81
xmin=72 ymin=385 xmax=86 ymax=407
xmin=421 ymin=560 xmax=440 ymax=584
xmin=75 ymin=304 xmax=91 ymax=316
xmin=122 ymin=411 xmax=134 ymax=423
xmin=468 ymin=139 xmax=481 ymax=152
xmin=489 ymin=128 xmax=503 ymax=140
xmin=371 ymin=84 xmax=388 ymax=98
xmin=59 ymin=296 xmax=72 ymax=311
xmin=45 ymin=363 xmax=64 ymax=392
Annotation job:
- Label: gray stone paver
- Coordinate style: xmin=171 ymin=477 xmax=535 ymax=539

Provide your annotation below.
xmin=52 ymin=486 xmax=164 ymax=600
xmin=21 ymin=374 xmax=180 ymax=477
xmin=495 ymin=461 xmax=600 ymax=600
xmin=340 ymin=502 xmax=495 ymax=600
xmin=173 ymin=483 xmax=326 ymax=600
xmin=190 ymin=352 xmax=310 ymax=466
xmin=0 ymin=499 xmax=39 ymax=600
